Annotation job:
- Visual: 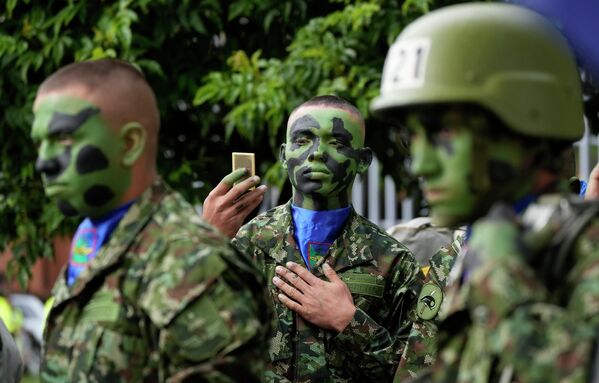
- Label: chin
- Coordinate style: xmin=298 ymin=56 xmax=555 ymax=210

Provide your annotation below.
xmin=430 ymin=211 xmax=470 ymax=228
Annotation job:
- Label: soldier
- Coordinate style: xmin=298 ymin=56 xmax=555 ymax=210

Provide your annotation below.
xmin=371 ymin=3 xmax=599 ymax=382
xmin=31 ymin=59 xmax=271 ymax=382
xmin=230 ymin=95 xmax=423 ymax=382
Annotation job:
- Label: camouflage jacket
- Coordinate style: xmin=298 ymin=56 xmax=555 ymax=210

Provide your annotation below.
xmin=232 ymin=201 xmax=423 ymax=383
xmin=410 ymin=196 xmax=599 ymax=383
xmin=394 ymin=234 xmax=464 ymax=382
xmin=42 ymin=179 xmax=272 ymax=383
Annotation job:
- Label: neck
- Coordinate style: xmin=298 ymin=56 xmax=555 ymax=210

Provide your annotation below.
xmin=292 ymin=190 xmax=350 ymax=211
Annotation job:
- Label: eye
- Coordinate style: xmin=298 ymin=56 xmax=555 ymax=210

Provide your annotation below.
xmin=55 ymin=133 xmax=74 ymax=146
xmin=295 ymin=137 xmax=310 ymax=146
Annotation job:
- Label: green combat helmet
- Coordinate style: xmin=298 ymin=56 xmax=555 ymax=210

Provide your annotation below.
xmin=371 ymin=2 xmax=584 ymax=142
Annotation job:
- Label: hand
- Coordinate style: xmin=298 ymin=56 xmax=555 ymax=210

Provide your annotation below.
xmin=273 ymin=261 xmax=356 ymax=333
xmin=202 ymin=168 xmax=267 ymax=238
xmin=585 ymin=162 xmax=599 ymax=200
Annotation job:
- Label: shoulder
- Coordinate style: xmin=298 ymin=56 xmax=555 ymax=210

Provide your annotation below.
xmin=234 ymin=204 xmax=289 ymax=246
xmin=352 ymin=212 xmax=413 ymax=257
xmin=136 ymin=190 xmax=263 ymax=327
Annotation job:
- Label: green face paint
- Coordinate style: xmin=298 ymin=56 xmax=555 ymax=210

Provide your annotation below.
xmin=282 ymin=106 xmax=370 ymax=210
xmin=407 ymin=107 xmax=529 ymax=226
xmin=31 ymin=94 xmax=132 ymax=218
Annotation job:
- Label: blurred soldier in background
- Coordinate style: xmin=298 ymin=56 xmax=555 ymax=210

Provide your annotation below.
xmin=371 ymin=3 xmax=599 ymax=382
xmin=31 ymin=59 xmax=271 ymax=382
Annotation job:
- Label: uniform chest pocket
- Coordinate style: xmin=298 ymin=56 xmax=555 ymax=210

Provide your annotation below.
xmin=72 ymin=290 xmax=147 ymax=381
xmin=339 ymin=272 xmax=386 ymax=313
xmin=264 ymin=262 xmax=294 ymax=362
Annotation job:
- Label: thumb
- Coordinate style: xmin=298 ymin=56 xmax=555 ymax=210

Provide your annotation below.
xmin=323 ymin=263 xmax=340 ymax=282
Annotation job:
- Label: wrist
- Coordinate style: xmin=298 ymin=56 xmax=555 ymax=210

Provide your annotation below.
xmin=334 ymin=305 xmax=356 ymax=333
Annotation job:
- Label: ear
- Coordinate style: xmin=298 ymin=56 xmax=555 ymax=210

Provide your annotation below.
xmin=119 ymin=122 xmax=146 ymax=167
xmin=357 ymin=147 xmax=373 ymax=174
xmin=279 ymin=143 xmax=288 ymax=170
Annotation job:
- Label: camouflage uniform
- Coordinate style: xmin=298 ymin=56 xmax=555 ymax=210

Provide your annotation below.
xmin=42 ymin=179 xmax=272 ymax=383
xmin=408 ymin=197 xmax=599 ymax=382
xmin=394 ymin=233 xmax=464 ymax=381
xmin=233 ymin=201 xmax=422 ymax=383
xmin=387 ymin=217 xmax=464 ymax=268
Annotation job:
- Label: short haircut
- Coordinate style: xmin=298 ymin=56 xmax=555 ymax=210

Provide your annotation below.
xmin=37 ymin=59 xmax=161 ymax=163
xmin=291 ymin=95 xmax=363 ymax=120
xmin=289 ymin=95 xmax=366 ymax=140
xmin=38 ymin=59 xmax=147 ymax=95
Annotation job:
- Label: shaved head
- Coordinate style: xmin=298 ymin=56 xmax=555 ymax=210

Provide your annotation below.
xmin=289 ymin=95 xmax=365 ymax=143
xmin=36 ymin=59 xmax=160 ymax=161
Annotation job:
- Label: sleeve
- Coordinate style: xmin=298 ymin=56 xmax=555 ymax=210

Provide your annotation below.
xmin=139 ymin=236 xmax=271 ymax=383
xmin=463 ymin=214 xmax=599 ymax=381
xmin=332 ymin=246 xmax=424 ymax=381
xmin=394 ymin=237 xmax=464 ymax=381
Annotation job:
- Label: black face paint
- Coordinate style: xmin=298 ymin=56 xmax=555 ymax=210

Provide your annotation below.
xmin=287 ymin=115 xmax=323 ymax=191
xmin=75 ymin=145 xmax=110 ymax=174
xmin=83 ymin=185 xmax=115 ymax=207
xmin=35 ymin=147 xmax=72 ymax=182
xmin=57 ymin=200 xmax=79 ymax=216
xmin=48 ymin=107 xmax=100 ymax=135
xmin=329 ymin=117 xmax=358 ymax=195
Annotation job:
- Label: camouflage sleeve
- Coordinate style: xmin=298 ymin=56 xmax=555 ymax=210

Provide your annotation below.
xmin=463 ymin=214 xmax=599 ymax=380
xmin=332 ymin=249 xmax=423 ymax=381
xmin=139 ymin=236 xmax=270 ymax=383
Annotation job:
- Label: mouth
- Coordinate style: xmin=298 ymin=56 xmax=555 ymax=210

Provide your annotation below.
xmin=44 ymin=182 xmax=67 ymax=196
xmin=423 ymin=188 xmax=447 ymax=202
xmin=303 ymin=168 xmax=330 ymax=180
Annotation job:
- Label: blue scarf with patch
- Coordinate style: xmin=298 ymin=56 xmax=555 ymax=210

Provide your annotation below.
xmin=66 ymin=201 xmax=134 ymax=286
xmin=291 ymin=205 xmax=351 ymax=270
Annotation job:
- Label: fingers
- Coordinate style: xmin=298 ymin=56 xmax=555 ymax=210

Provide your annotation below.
xmin=285 ymin=262 xmax=321 ymax=286
xmin=272 ymin=276 xmax=303 ymax=301
xmin=208 ymin=168 xmax=247 ymax=198
xmin=277 ymin=293 xmax=303 ymax=313
xmin=232 ymin=185 xmax=267 ymax=213
xmin=322 ymin=263 xmax=341 ymax=282
xmin=227 ymin=176 xmax=262 ymax=202
xmin=221 ymin=168 xmax=249 ymax=186
xmin=275 ymin=266 xmax=311 ymax=292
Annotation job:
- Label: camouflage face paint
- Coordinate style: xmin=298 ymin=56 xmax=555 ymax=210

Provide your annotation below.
xmin=282 ymin=106 xmax=370 ymax=210
xmin=407 ymin=107 xmax=528 ymax=226
xmin=31 ymin=94 xmax=132 ymax=218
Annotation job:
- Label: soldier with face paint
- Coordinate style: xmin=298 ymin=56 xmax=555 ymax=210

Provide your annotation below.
xmin=232 ymin=95 xmax=423 ymax=382
xmin=32 ymin=59 xmax=272 ymax=382
xmin=371 ymin=3 xmax=599 ymax=382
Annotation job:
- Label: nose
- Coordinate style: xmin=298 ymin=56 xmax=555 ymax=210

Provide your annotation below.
xmin=410 ymin=135 xmax=440 ymax=178
xmin=35 ymin=157 xmax=61 ymax=181
xmin=308 ymin=140 xmax=326 ymax=162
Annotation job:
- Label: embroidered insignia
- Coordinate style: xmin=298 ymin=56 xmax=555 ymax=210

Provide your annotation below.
xmin=417 ymin=282 xmax=443 ymax=320
xmin=307 ymin=241 xmax=331 ymax=269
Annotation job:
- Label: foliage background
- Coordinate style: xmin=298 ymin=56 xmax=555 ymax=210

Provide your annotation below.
xmin=0 ymin=0 xmax=468 ymax=285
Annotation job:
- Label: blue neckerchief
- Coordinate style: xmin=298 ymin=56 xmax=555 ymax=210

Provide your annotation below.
xmin=291 ymin=205 xmax=351 ymax=270
xmin=580 ymin=179 xmax=588 ymax=197
xmin=67 ymin=200 xmax=135 ymax=286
